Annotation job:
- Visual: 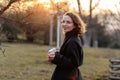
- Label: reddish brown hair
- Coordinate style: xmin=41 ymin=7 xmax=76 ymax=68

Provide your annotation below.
xmin=64 ymin=12 xmax=86 ymax=36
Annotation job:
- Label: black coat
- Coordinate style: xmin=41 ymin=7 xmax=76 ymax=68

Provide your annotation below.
xmin=51 ymin=30 xmax=83 ymax=80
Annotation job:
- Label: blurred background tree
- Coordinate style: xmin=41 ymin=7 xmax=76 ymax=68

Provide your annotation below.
xmin=1 ymin=0 xmax=50 ymax=44
xmin=76 ymin=0 xmax=120 ymax=48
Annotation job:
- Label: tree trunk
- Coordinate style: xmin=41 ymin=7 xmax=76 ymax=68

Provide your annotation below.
xmin=83 ymin=0 xmax=98 ymax=48
xmin=44 ymin=31 xmax=49 ymax=45
xmin=26 ymin=35 xmax=34 ymax=42
xmin=76 ymin=0 xmax=82 ymax=17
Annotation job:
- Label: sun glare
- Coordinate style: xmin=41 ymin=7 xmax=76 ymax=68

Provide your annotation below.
xmin=98 ymin=0 xmax=120 ymax=13
xmin=38 ymin=0 xmax=65 ymax=3
xmin=38 ymin=0 xmax=50 ymax=3
xmin=0 ymin=0 xmax=3 ymax=3
xmin=37 ymin=0 xmax=120 ymax=13
xmin=37 ymin=0 xmax=50 ymax=8
xmin=70 ymin=0 xmax=120 ymax=13
xmin=25 ymin=2 xmax=34 ymax=7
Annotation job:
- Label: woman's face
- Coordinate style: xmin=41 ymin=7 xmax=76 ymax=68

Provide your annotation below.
xmin=61 ymin=15 xmax=75 ymax=34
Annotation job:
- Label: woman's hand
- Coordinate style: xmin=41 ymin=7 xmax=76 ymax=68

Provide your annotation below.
xmin=48 ymin=52 xmax=55 ymax=62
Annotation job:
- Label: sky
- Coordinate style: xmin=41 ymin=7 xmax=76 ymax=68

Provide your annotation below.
xmin=38 ymin=0 xmax=120 ymax=14
xmin=70 ymin=0 xmax=120 ymax=13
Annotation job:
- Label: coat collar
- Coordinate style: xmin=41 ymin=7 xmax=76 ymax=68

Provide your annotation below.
xmin=65 ymin=29 xmax=78 ymax=39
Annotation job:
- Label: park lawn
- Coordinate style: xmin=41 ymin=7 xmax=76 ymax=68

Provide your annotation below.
xmin=0 ymin=42 xmax=119 ymax=80
xmin=81 ymin=48 xmax=120 ymax=80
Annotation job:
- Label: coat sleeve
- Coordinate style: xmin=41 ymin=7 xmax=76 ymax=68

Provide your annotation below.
xmin=51 ymin=41 xmax=83 ymax=69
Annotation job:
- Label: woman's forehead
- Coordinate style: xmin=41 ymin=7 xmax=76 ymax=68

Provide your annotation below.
xmin=62 ymin=15 xmax=72 ymax=21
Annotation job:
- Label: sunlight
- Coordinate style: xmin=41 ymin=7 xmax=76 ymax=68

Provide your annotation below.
xmin=37 ymin=0 xmax=50 ymax=8
xmin=25 ymin=2 xmax=34 ymax=7
xmin=38 ymin=0 xmax=50 ymax=3
xmin=98 ymin=0 xmax=120 ymax=13
xmin=0 ymin=0 xmax=3 ymax=3
xmin=37 ymin=0 xmax=120 ymax=13
xmin=54 ymin=0 xmax=65 ymax=3
xmin=70 ymin=0 xmax=120 ymax=13
xmin=38 ymin=0 xmax=65 ymax=3
xmin=44 ymin=4 xmax=51 ymax=8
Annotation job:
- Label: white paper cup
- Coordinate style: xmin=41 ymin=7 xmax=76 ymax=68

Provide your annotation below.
xmin=48 ymin=48 xmax=56 ymax=54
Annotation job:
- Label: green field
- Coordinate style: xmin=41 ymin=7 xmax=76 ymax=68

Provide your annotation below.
xmin=0 ymin=43 xmax=119 ymax=80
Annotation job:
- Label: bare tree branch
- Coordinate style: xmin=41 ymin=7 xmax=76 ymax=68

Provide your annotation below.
xmin=108 ymin=9 xmax=120 ymax=22
xmin=92 ymin=0 xmax=100 ymax=11
xmin=0 ymin=0 xmax=19 ymax=16
xmin=76 ymin=0 xmax=82 ymax=17
xmin=49 ymin=0 xmax=69 ymax=12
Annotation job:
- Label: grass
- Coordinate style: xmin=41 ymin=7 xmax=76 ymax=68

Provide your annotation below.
xmin=81 ymin=48 xmax=120 ymax=80
xmin=0 ymin=42 xmax=120 ymax=80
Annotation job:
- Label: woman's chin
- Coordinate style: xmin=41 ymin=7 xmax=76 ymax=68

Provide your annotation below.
xmin=63 ymin=30 xmax=68 ymax=33
xmin=63 ymin=31 xmax=67 ymax=34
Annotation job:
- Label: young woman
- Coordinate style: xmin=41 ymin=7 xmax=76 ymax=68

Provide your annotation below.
xmin=48 ymin=12 xmax=86 ymax=80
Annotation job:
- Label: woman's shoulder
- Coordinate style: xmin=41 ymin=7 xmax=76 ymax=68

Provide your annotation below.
xmin=68 ymin=37 xmax=82 ymax=45
xmin=69 ymin=36 xmax=80 ymax=42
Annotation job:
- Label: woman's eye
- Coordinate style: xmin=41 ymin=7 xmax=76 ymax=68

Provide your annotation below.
xmin=61 ymin=20 xmax=72 ymax=24
xmin=61 ymin=21 xmax=64 ymax=23
xmin=66 ymin=21 xmax=71 ymax=24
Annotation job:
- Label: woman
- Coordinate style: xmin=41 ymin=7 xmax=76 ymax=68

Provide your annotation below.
xmin=48 ymin=12 xmax=86 ymax=80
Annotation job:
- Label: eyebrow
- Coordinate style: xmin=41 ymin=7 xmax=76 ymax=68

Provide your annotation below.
xmin=61 ymin=20 xmax=73 ymax=23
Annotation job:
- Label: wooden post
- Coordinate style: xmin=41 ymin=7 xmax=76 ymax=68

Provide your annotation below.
xmin=56 ymin=15 xmax=61 ymax=49
xmin=109 ymin=58 xmax=120 ymax=80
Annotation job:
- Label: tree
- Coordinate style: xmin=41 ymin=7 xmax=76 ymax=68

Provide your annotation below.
xmin=99 ymin=12 xmax=120 ymax=48
xmin=0 ymin=0 xmax=20 ymax=41
xmin=50 ymin=0 xmax=70 ymax=13
xmin=23 ymin=3 xmax=50 ymax=43
xmin=108 ymin=2 xmax=120 ymax=48
xmin=1 ymin=1 xmax=51 ymax=44
xmin=76 ymin=0 xmax=82 ymax=17
xmin=0 ymin=0 xmax=19 ymax=16
xmin=96 ymin=1 xmax=120 ymax=48
xmin=0 ymin=0 xmax=19 ymax=55
xmin=76 ymin=0 xmax=101 ymax=47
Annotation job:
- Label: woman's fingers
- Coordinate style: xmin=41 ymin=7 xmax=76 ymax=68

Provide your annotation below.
xmin=48 ymin=53 xmax=55 ymax=61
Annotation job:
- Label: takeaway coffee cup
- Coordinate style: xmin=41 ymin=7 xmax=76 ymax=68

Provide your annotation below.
xmin=48 ymin=48 xmax=57 ymax=55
